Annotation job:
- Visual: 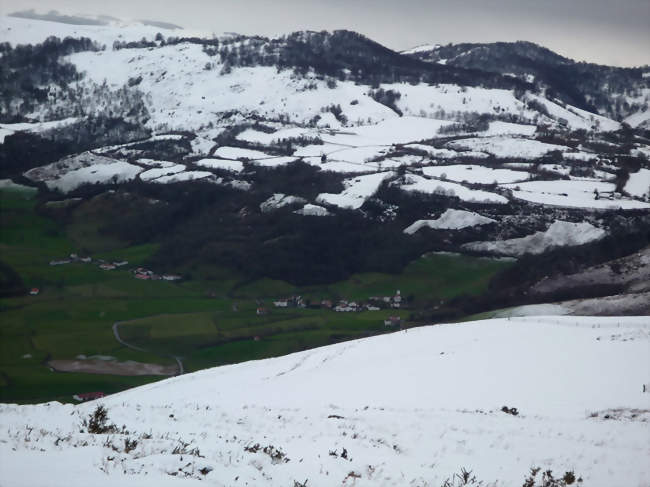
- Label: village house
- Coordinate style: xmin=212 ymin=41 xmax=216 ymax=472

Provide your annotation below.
xmin=256 ymin=307 xmax=268 ymax=316
xmin=321 ymin=299 xmax=333 ymax=309
xmin=162 ymin=274 xmax=181 ymax=281
xmin=73 ymin=391 xmax=105 ymax=402
xmin=334 ymin=301 xmax=358 ymax=312
xmin=99 ymin=263 xmax=116 ymax=270
xmin=392 ymin=290 xmax=402 ymax=308
xmin=49 ymin=259 xmax=71 ymax=266
xmin=80 ymin=257 xmax=92 ymax=263
xmin=384 ymin=316 xmax=402 ymax=327
xmin=273 ymin=300 xmax=289 ymax=308
xmin=113 ymin=261 xmax=129 ymax=267
xmin=29 ymin=288 xmax=39 ymax=295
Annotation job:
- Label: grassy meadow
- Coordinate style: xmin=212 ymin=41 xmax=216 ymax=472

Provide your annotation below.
xmin=0 ymin=186 xmax=512 ymax=403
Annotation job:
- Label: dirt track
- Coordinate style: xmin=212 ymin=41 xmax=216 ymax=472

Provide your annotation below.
xmin=49 ymin=359 xmax=177 ymax=376
xmin=112 ymin=321 xmax=184 ymax=374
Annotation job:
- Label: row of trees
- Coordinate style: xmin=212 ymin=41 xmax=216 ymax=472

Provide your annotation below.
xmin=0 ymin=36 xmax=101 ymax=122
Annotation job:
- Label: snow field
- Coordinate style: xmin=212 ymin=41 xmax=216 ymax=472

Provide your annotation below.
xmin=194 ymin=158 xmax=245 ymax=173
xmin=23 ymin=153 xmax=143 ymax=192
xmin=0 ymin=316 xmax=648 ymax=486
xmin=462 ymin=220 xmax=606 ymax=256
xmin=403 ymin=209 xmax=496 ymax=234
xmin=139 ymin=164 xmax=186 ymax=182
xmin=447 ymin=136 xmax=569 ymax=159
xmin=317 ymin=172 xmax=394 ymax=209
xmin=399 ymin=174 xmax=509 ymax=204
xmin=503 ymin=179 xmax=650 ymax=210
xmin=0 ymin=117 xmax=79 ymax=143
xmin=422 ymin=164 xmax=531 ymax=184
xmin=624 ymin=168 xmax=650 ymax=199
xmin=260 ymin=194 xmax=307 ymax=213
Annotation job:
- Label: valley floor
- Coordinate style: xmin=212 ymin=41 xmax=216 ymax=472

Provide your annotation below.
xmin=1 ymin=316 xmax=648 ymax=486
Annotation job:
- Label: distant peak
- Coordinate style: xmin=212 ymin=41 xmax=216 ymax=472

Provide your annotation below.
xmin=401 ymin=43 xmax=440 ymax=55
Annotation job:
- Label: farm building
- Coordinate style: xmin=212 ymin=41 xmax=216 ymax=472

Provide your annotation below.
xmin=73 ymin=392 xmax=106 ymax=402
xmin=384 ymin=316 xmax=402 ymax=327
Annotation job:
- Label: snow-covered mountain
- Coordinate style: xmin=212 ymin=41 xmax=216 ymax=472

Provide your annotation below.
xmin=1 ymin=316 xmax=648 ymax=486
xmin=1 ymin=14 xmax=649 ymax=292
xmin=402 ymin=41 xmax=650 ymax=127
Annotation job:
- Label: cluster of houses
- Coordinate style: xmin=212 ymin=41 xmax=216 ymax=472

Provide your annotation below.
xmin=99 ymin=260 xmax=128 ymax=271
xmin=332 ymin=290 xmax=403 ymax=312
xmin=255 ymin=290 xmax=405 ymax=328
xmin=49 ymin=253 xmax=92 ymax=266
xmin=133 ymin=267 xmax=182 ymax=281
xmin=265 ymin=290 xmax=404 ymax=314
xmin=272 ymin=295 xmax=307 ymax=309
xmin=46 ymin=253 xmax=182 ymax=283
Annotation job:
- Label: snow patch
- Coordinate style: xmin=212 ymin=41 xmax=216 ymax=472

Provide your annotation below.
xmin=400 ymin=174 xmax=508 ymax=204
xmin=317 ymin=171 xmax=393 ymax=209
xmin=462 ymin=220 xmax=606 ymax=256
xmin=404 ymin=209 xmax=496 ymax=234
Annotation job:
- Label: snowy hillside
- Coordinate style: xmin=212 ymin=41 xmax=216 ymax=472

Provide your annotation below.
xmin=0 ymin=316 xmax=648 ymax=486
xmin=0 ymin=15 xmax=192 ymax=48
xmin=1 ymin=14 xmax=649 ymax=290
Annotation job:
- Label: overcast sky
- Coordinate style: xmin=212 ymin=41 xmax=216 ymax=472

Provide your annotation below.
xmin=2 ymin=0 xmax=649 ymax=66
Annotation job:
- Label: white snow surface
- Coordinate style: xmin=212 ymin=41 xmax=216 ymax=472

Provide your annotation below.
xmin=237 ymin=127 xmax=318 ymax=145
xmin=194 ymin=158 xmax=244 ymax=173
xmin=260 ymin=193 xmax=307 ymax=213
xmin=0 ymin=15 xmax=188 ymax=48
xmin=151 ymin=171 xmax=215 ymax=184
xmin=139 ymin=164 xmax=186 ymax=182
xmin=503 ymin=179 xmax=650 ymax=210
xmin=212 ymin=147 xmax=296 ymax=167
xmin=0 ymin=117 xmax=78 ymax=143
xmin=405 ymin=144 xmax=459 ymax=159
xmin=317 ymin=172 xmax=393 ymax=209
xmin=539 ymin=164 xmax=571 ymax=176
xmin=624 ymin=168 xmax=650 ymax=199
xmin=23 ymin=152 xmax=142 ymax=192
xmin=447 ymin=136 xmax=568 ymax=159
xmin=213 ymin=146 xmax=272 ymax=160
xmin=400 ymin=174 xmax=508 ymax=204
xmin=463 ymin=220 xmax=606 ymax=256
xmin=1 ymin=316 xmax=648 ymax=487
xmin=422 ymin=164 xmax=530 ymax=184
xmin=294 ymin=203 xmax=331 ymax=216
xmin=484 ymin=121 xmax=537 ymax=136
xmin=524 ymin=94 xmax=620 ymax=132
xmin=404 ymin=209 xmax=496 ymax=234
xmin=624 ymin=109 xmax=650 ymax=129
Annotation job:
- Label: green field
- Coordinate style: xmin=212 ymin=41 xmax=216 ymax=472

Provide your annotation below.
xmin=0 ymin=186 xmax=512 ymax=403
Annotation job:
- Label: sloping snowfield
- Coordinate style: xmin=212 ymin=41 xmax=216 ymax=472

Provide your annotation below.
xmin=400 ymin=174 xmax=509 ymax=204
xmin=403 ymin=209 xmax=497 ymax=234
xmin=462 ymin=220 xmax=606 ymax=256
xmin=503 ymin=180 xmax=650 ymax=210
xmin=1 ymin=316 xmax=648 ymax=487
xmin=422 ymin=165 xmax=530 ymax=184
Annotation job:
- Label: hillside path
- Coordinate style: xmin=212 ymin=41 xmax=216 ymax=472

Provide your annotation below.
xmin=112 ymin=321 xmax=184 ymax=375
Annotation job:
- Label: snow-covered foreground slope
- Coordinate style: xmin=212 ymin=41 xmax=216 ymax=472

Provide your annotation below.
xmin=1 ymin=316 xmax=648 ymax=486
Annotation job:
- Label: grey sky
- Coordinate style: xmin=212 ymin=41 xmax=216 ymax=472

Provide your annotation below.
xmin=2 ymin=0 xmax=649 ymax=66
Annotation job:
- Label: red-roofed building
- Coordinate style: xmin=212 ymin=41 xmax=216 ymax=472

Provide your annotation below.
xmin=73 ymin=392 xmax=106 ymax=402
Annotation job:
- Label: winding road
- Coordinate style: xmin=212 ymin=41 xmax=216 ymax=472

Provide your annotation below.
xmin=112 ymin=321 xmax=184 ymax=375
